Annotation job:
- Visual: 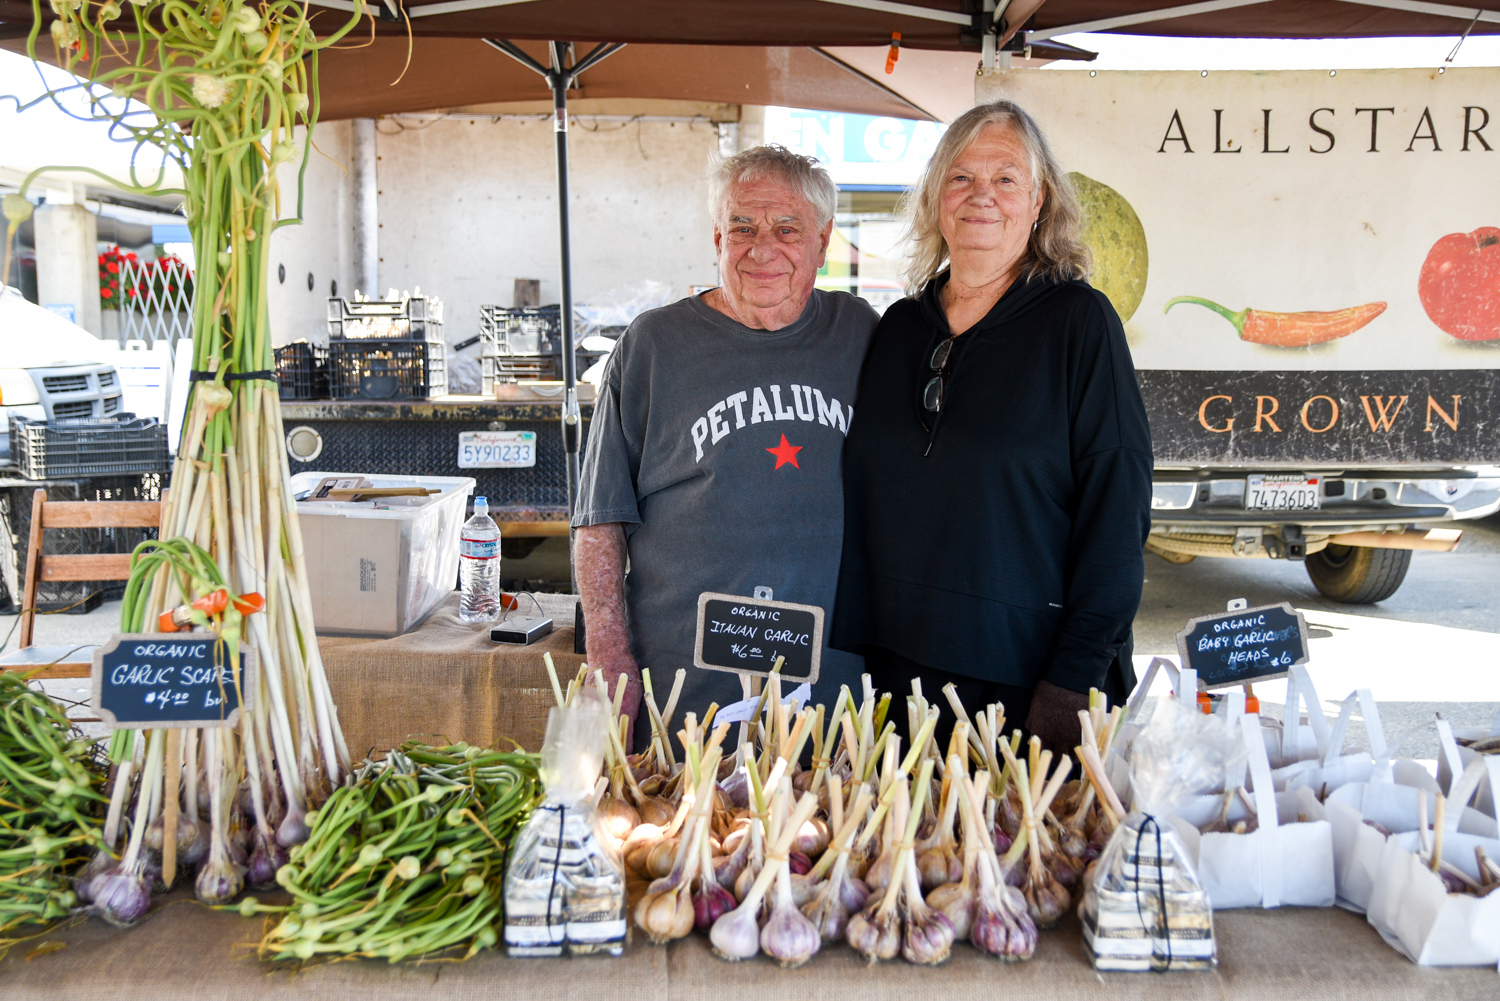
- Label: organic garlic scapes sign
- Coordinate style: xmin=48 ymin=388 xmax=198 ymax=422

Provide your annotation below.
xmin=91 ymin=634 xmax=257 ymax=729
xmin=980 ymin=68 xmax=1500 ymax=463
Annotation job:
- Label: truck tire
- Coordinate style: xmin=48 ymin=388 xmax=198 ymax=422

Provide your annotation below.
xmin=1305 ymin=544 xmax=1411 ymax=603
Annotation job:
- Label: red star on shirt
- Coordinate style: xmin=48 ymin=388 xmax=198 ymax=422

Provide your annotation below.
xmin=766 ymin=434 xmax=802 ymax=469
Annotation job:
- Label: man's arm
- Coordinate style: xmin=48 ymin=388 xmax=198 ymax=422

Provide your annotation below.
xmin=574 ymin=522 xmax=641 ymax=747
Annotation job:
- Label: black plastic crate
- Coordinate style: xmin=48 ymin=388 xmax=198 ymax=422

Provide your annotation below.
xmin=275 ymin=341 xmax=329 ymax=400
xmin=9 ymin=415 xmax=169 ymax=480
xmin=328 ymin=339 xmax=447 ymax=400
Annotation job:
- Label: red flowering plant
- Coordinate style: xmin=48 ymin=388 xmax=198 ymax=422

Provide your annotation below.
xmin=96 ymin=244 xmax=135 ymax=309
xmin=97 ymin=245 xmax=195 ymax=312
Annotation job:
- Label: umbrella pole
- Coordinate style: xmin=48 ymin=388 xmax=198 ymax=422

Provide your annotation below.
xmin=484 ymin=39 xmax=625 ymax=591
xmin=547 ymin=42 xmax=582 ymax=537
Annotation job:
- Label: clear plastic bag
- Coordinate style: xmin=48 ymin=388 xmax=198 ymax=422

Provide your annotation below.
xmin=1082 ymin=698 xmax=1245 ymax=971
xmin=575 ymin=280 xmax=675 ymax=339
xmin=503 ymin=689 xmax=627 ymax=957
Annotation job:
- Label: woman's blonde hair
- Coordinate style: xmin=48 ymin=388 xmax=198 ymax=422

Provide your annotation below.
xmin=901 ymin=100 xmax=1090 ymax=295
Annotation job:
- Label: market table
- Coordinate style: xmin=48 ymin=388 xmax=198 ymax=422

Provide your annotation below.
xmin=0 ymin=891 xmax=1493 ymax=1000
xmin=318 ymin=591 xmax=585 ymax=758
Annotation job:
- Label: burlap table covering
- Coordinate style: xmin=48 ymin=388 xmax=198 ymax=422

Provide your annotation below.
xmin=318 ymin=592 xmax=585 ymax=758
xmin=1 ymin=892 xmax=1494 ymax=1000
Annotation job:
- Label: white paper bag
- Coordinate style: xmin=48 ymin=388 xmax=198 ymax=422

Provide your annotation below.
xmin=1175 ymin=713 xmax=1336 ymax=910
xmin=1272 ymin=665 xmax=1328 ymax=766
xmin=1325 ymin=731 xmax=1498 ymax=913
xmin=1365 ymin=823 xmax=1500 ymax=966
xmin=1436 ymin=712 xmax=1500 ymax=819
xmin=1278 ymin=686 xmax=1387 ymax=797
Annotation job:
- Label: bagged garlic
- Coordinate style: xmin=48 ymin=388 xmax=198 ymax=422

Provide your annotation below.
xmin=1082 ymin=696 xmax=1243 ymax=972
xmin=504 ymin=689 xmax=627 ymax=957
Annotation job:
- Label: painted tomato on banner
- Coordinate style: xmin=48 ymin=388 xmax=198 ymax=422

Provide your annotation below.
xmin=1418 ymin=228 xmax=1500 ymax=341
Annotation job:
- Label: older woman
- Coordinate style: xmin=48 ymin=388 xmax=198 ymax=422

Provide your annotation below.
xmin=831 ymin=101 xmax=1152 ymax=752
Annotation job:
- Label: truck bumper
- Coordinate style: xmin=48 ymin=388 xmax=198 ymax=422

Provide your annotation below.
xmin=1148 ymin=467 xmax=1500 ymax=559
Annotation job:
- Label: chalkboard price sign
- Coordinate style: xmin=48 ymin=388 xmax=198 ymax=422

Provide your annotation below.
xmin=1175 ymin=602 xmax=1309 ymax=691
xmin=90 ymin=634 xmax=258 ymax=729
xmin=693 ymin=592 xmax=823 ymax=684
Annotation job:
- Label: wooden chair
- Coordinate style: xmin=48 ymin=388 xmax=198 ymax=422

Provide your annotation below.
xmin=0 ymin=488 xmax=163 ymax=679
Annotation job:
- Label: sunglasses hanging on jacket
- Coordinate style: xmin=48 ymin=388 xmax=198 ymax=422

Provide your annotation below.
xmin=919 ymin=332 xmax=961 ymax=456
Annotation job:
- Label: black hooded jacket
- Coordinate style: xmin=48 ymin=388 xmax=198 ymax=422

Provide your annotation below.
xmin=831 ymin=272 xmax=1153 ymax=694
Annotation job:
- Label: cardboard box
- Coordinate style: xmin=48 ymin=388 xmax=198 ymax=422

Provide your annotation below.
xmin=291 ymin=472 xmax=475 ymax=637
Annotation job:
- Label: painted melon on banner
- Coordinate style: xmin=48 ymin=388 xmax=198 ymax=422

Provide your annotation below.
xmin=1069 ymin=172 xmax=1148 ymax=323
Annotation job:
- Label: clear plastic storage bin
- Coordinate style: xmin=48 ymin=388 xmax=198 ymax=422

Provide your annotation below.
xmin=290 ymin=472 xmax=476 ymax=637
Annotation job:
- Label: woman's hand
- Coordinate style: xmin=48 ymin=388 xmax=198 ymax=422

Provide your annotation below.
xmin=1025 ymin=680 xmax=1092 ymax=754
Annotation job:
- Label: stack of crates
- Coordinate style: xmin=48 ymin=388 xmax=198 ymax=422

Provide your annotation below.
xmin=479 ymin=304 xmax=562 ymax=383
xmin=327 ymin=295 xmax=447 ymax=400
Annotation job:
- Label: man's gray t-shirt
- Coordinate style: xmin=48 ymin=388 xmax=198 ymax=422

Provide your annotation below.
xmin=574 ymin=290 xmax=877 ymax=739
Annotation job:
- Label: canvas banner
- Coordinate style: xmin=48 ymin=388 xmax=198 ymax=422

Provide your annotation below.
xmin=978 ymin=68 xmax=1500 ymax=464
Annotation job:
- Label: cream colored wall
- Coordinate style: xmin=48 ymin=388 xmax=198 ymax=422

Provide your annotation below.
xmin=265 ymin=112 xmax=723 ymax=346
xmin=266 ymin=120 xmax=355 ymax=347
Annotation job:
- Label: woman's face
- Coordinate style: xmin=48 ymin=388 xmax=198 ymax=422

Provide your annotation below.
xmin=937 ymin=123 xmax=1043 ymax=271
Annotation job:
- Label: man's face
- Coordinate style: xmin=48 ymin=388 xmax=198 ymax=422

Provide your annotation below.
xmin=713 ymin=176 xmax=832 ymax=322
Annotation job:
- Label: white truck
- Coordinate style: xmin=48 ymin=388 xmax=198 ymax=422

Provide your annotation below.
xmin=0 ymin=286 xmax=126 ymax=464
xmin=984 ymin=65 xmax=1500 ymax=603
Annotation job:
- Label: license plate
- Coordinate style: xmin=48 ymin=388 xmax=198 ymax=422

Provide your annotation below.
xmin=1245 ymin=474 xmax=1321 ymax=512
xmin=458 ymin=431 xmax=536 ymax=468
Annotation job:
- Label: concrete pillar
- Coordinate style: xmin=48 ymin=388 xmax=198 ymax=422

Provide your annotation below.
xmin=737 ymin=106 xmax=766 ymax=152
xmin=350 ymin=118 xmax=379 ymax=298
xmin=33 ymin=192 xmax=101 ymax=336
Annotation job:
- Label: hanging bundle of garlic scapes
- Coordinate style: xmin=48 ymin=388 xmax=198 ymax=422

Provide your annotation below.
xmin=24 ymin=0 xmax=365 ymax=920
xmin=542 ymin=659 xmax=1137 ymax=967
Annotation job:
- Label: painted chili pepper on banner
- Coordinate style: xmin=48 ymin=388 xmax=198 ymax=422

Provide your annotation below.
xmin=1164 ymin=296 xmax=1386 ymax=346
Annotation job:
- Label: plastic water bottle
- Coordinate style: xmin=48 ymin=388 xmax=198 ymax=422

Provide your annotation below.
xmin=459 ymin=496 xmax=501 ymax=623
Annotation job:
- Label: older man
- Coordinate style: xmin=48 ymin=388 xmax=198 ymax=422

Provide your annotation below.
xmin=573 ymin=146 xmax=877 ymax=745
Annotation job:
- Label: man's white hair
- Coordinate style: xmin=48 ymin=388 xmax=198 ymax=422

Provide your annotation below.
xmin=707 ymin=145 xmax=838 ymax=229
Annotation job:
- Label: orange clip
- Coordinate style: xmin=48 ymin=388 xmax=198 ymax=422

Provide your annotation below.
xmin=157 ymin=589 xmax=266 ymax=632
xmin=885 ymin=32 xmax=901 ymax=74
xmin=1196 ymin=688 xmax=1261 ymax=715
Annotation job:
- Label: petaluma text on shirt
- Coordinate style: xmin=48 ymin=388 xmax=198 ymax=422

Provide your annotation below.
xmin=689 ymin=383 xmax=855 ymax=461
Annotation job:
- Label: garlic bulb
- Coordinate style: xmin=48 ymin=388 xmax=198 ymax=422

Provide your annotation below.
xmin=792 ymin=817 xmax=830 ymax=858
xmin=89 ymin=864 xmax=151 ymax=927
xmin=926 ymin=879 xmax=976 ymax=941
xmin=636 ymin=795 xmax=675 ymax=828
xmin=759 ymin=865 xmax=820 ymax=968
xmin=600 ymin=795 xmax=640 ymax=842
xmin=246 ymin=828 xmax=288 ymax=888
xmin=73 ymin=849 xmax=116 ymax=903
xmin=845 ymin=896 xmax=901 ymax=961
xmin=634 ymin=877 xmax=694 ymax=943
xmin=899 ymin=848 xmax=954 ymax=965
xmin=693 ymin=877 xmax=736 ymax=930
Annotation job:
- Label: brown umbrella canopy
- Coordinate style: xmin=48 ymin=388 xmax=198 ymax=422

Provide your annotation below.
xmin=310 ymin=39 xmax=941 ymax=120
xmin=259 ymin=0 xmax=1500 ymax=45
xmin=3 ymin=0 xmax=1496 ymax=47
